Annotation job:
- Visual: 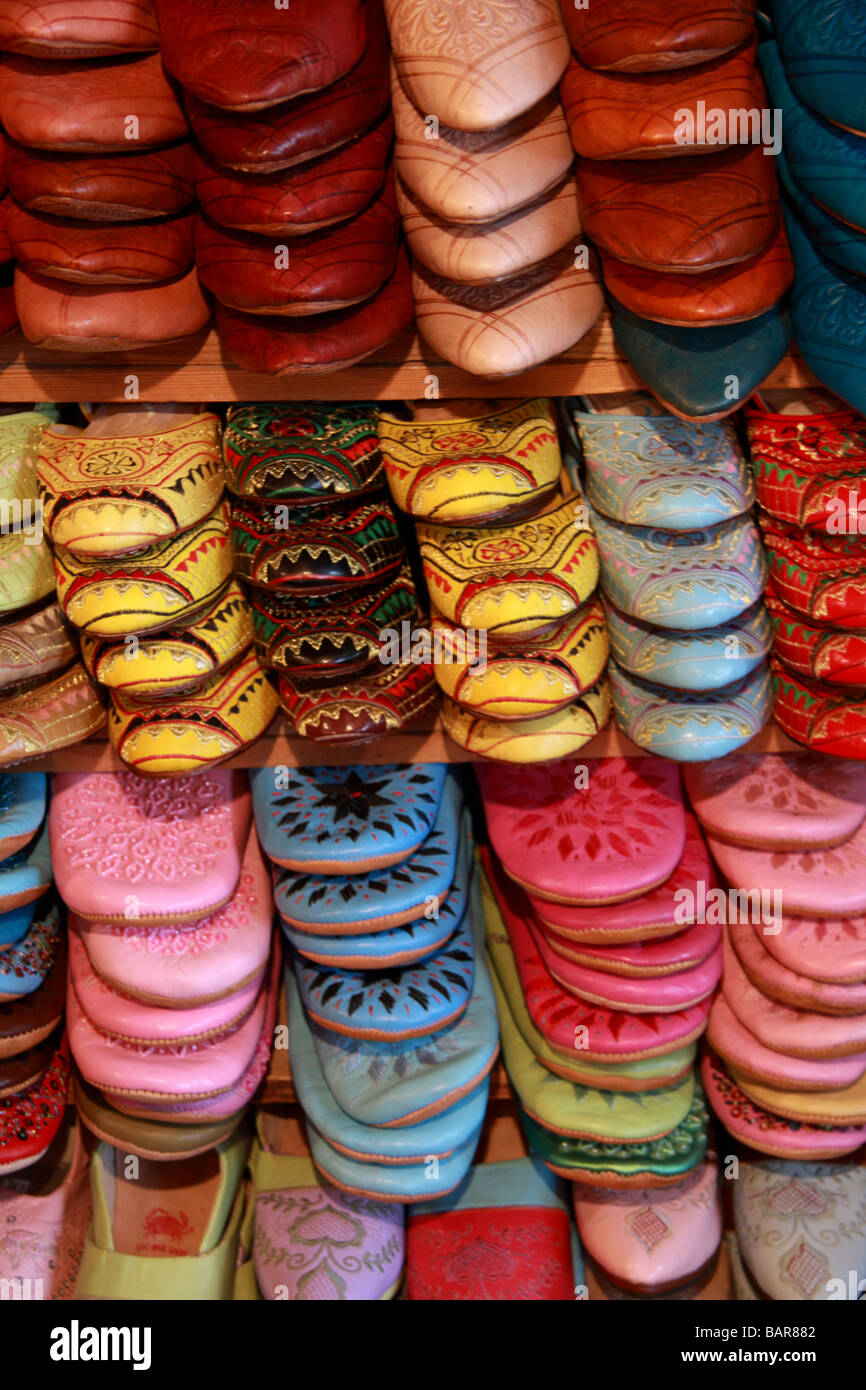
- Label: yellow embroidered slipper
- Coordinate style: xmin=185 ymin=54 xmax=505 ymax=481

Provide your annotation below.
xmin=0 ymin=662 xmax=106 ymax=767
xmin=379 ymin=398 xmax=562 ymax=525
xmin=53 ymin=500 xmax=233 ymax=636
xmin=441 ymin=677 xmax=610 ymax=762
xmin=38 ymin=406 xmax=224 ymax=556
xmin=107 ymin=646 xmax=277 ymax=775
xmin=0 ymin=530 xmax=56 ymax=617
xmin=0 ymin=407 xmax=59 ymax=503
xmin=80 ymin=580 xmax=253 ymax=699
xmin=74 ymin=1130 xmax=248 ymax=1300
xmin=431 ymin=597 xmax=608 ymax=720
xmin=417 ymin=496 xmax=599 ymax=639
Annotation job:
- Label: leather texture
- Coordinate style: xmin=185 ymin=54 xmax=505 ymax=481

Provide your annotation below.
xmin=760 ymin=39 xmax=866 ymax=233
xmin=16 ymin=265 xmax=210 ymax=351
xmin=775 ymin=0 xmax=866 ymax=137
xmin=0 ymin=772 xmax=45 ymax=862
xmin=231 ymin=496 xmax=402 ymax=594
xmin=379 ymin=397 xmax=562 ymax=524
xmin=0 ymin=530 xmax=56 ymax=615
xmin=746 ymin=394 xmax=866 ymax=530
xmin=785 ymin=205 xmax=866 ymax=417
xmin=708 ymin=809 xmax=866 ymax=918
xmin=193 ymin=114 xmax=392 ymax=234
xmin=54 ymin=500 xmax=233 ymax=636
xmin=107 ymin=648 xmax=278 ymax=776
xmin=609 ymin=658 xmax=772 ymax=761
xmin=776 ymin=145 xmax=866 ymax=281
xmin=0 ymin=820 xmax=52 ymax=916
xmin=766 ymin=584 xmax=866 ymax=687
xmin=384 ymin=0 xmax=570 ymax=132
xmin=591 ymin=508 xmax=767 ymax=631
xmin=48 ymin=768 xmax=251 ymax=924
xmin=604 ymin=598 xmax=770 ymax=691
xmin=684 ymin=751 xmax=866 ymax=851
xmin=760 ymin=514 xmax=866 ymax=629
xmin=576 ymin=144 xmax=781 ymax=272
xmin=214 ymin=246 xmax=414 ymax=374
xmin=412 ymin=248 xmax=603 ymax=376
xmin=224 ymin=402 xmax=381 ymax=501
xmin=157 ymin=0 xmax=365 ymax=111
xmin=0 ymin=602 xmax=77 ymax=690
xmin=703 ymin=1051 xmax=866 ymax=1159
xmin=38 ymin=411 xmax=224 ymax=555
xmin=0 ymin=51 xmax=188 ymax=151
xmin=195 ymin=177 xmax=399 ymax=314
xmin=392 ymin=75 xmax=574 ymax=224
xmin=575 ymin=404 xmax=754 ymax=529
xmin=479 ymin=755 xmax=685 ymax=905
xmin=600 ymin=224 xmax=793 ymax=327
xmin=397 ymin=174 xmax=580 ymax=285
xmin=563 ymin=0 xmax=755 ymax=72
xmin=278 ymin=659 xmax=438 ymax=745
xmin=734 ymin=916 xmax=866 ymax=1016
xmin=610 ymin=297 xmax=792 ymax=421
xmin=8 ymin=204 xmax=195 ymax=284
xmin=251 ymin=762 xmax=447 ymax=872
xmin=182 ymin=0 xmax=390 ymax=172
xmin=561 ymin=38 xmax=763 ymax=160
xmin=0 ymin=664 xmax=106 ymax=767
xmin=0 ymin=1039 xmax=68 ymax=1174
xmin=80 ymin=581 xmax=253 ymax=697
xmin=762 ymin=910 xmax=866 ymax=987
xmin=417 ymin=496 xmax=598 ymax=638
xmin=440 ymin=680 xmax=610 ymax=763
xmin=772 ymin=658 xmax=866 ymax=759
xmin=4 ymin=140 xmax=196 ymax=221
xmin=0 ymin=0 xmax=159 ymax=56
xmin=0 ymin=899 xmax=59 ymax=1001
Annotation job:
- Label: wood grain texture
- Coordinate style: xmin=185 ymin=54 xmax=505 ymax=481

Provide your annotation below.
xmin=0 ymin=314 xmax=817 ymax=398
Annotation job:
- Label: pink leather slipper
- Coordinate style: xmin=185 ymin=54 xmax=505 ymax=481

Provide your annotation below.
xmin=530 ymin=920 xmax=723 ymax=1012
xmin=684 ymin=752 xmax=866 ymax=851
xmin=529 ymin=812 xmax=714 ymax=944
xmin=71 ymin=829 xmax=273 ymax=1006
xmin=724 ymin=930 xmax=866 ymax=1054
xmin=708 ymin=994 xmax=866 ymax=1092
xmin=68 ymin=956 xmax=272 ymax=1101
xmin=759 ymin=911 xmax=866 ymax=985
xmin=478 ymin=756 xmax=685 ymax=905
xmin=103 ymin=950 xmax=279 ymax=1123
xmin=541 ymin=914 xmax=721 ymax=977
xmin=731 ymin=920 xmax=866 ymax=1017
xmin=702 ymin=1052 xmax=866 ymax=1160
xmin=706 ymin=818 xmax=866 ymax=918
xmin=484 ymin=849 xmax=711 ymax=1061
xmin=0 ymin=1111 xmax=90 ymax=1299
xmin=67 ymin=930 xmax=265 ymax=1046
xmin=49 ymin=769 xmax=252 ymax=923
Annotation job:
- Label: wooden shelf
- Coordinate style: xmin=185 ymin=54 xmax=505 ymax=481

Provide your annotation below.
xmin=0 ymin=314 xmax=817 ymax=401
xmin=23 ymin=711 xmax=799 ymax=771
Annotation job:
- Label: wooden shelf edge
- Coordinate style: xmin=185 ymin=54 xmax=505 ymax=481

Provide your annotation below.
xmin=0 ymin=316 xmax=818 ymax=401
xmin=23 ymin=713 xmax=799 ymax=771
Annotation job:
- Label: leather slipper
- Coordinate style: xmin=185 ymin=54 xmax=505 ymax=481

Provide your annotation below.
xmin=0 ymin=1034 xmax=68 ymax=1174
xmin=703 ymin=1050 xmax=866 ymax=1159
xmin=231 ymin=496 xmax=402 ymax=595
xmin=0 ymin=897 xmax=59 ymax=1001
xmin=564 ymin=0 xmax=754 ymax=72
xmin=440 ymin=679 xmax=610 ymax=762
xmin=609 ymin=659 xmax=772 ymax=761
xmin=0 ymin=770 xmax=45 ymax=861
xmin=73 ymin=1072 xmax=245 ymax=1161
xmin=5 ymin=139 xmax=195 ymax=221
xmin=9 ymin=204 xmax=195 ymax=284
xmin=224 ymin=401 xmax=383 ymax=502
xmin=16 ymin=264 xmax=210 ymax=352
xmin=604 ymin=597 xmax=770 ymax=690
xmin=278 ymin=659 xmax=438 ymax=746
xmin=0 ymin=601 xmax=78 ymax=691
xmin=0 ymin=934 xmax=64 ymax=1058
xmin=0 ymin=0 xmax=159 ymax=57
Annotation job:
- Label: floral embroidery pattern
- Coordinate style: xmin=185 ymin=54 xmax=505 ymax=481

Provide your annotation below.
xmin=253 ymin=1187 xmax=402 ymax=1300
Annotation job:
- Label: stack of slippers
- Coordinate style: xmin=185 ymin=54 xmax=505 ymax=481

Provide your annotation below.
xmin=687 ymin=752 xmax=866 ymax=1169
xmin=384 ymin=0 xmax=603 ymax=375
xmin=380 ymin=399 xmax=609 ymax=761
xmin=161 ymin=0 xmax=413 ymax=374
xmin=567 ymin=392 xmax=772 ymax=760
xmin=0 ymin=130 xmax=14 ymax=333
xmin=562 ymin=0 xmax=792 ymax=419
xmin=227 ymin=402 xmax=434 ymax=746
xmin=0 ymin=0 xmax=207 ymax=351
xmin=759 ymin=14 xmax=866 ymax=412
xmin=476 ymin=755 xmax=719 ymax=1194
xmin=49 ymin=769 xmax=278 ymax=1163
xmin=0 ymin=407 xmax=105 ymax=765
xmin=251 ymin=762 xmax=499 ymax=1202
xmin=406 ymin=1155 xmax=584 ymax=1300
xmin=39 ymin=404 xmax=277 ymax=775
xmin=0 ymin=770 xmax=70 ymax=1181
xmin=746 ymin=388 xmax=866 ymax=756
